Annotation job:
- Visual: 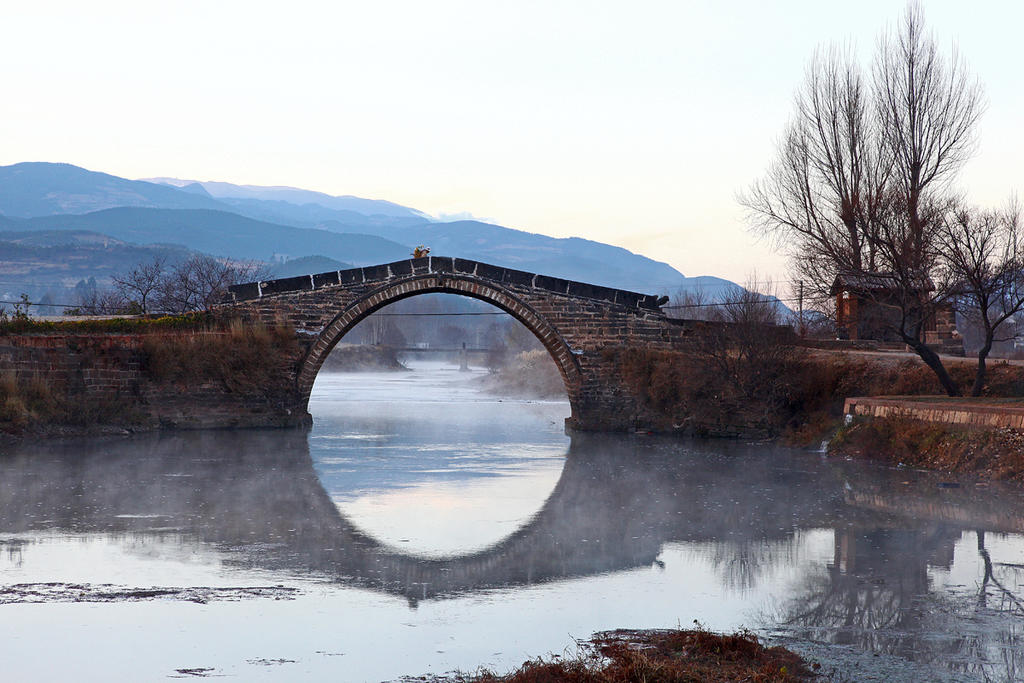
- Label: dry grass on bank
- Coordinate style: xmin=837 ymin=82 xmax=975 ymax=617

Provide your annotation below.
xmin=1 ymin=320 xmax=300 ymax=435
xmin=0 ymin=312 xmax=213 ymax=335
xmin=831 ymin=417 xmax=1024 ymax=483
xmin=0 ymin=371 xmax=141 ymax=434
xmin=141 ymin=320 xmax=299 ymax=391
xmin=439 ymin=629 xmax=815 ymax=683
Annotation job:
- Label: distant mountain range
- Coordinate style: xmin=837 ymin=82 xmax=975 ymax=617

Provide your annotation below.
xmin=0 ymin=162 xmax=758 ymax=312
xmin=144 ymin=177 xmax=429 ymax=221
xmin=15 ymin=208 xmax=410 ymax=265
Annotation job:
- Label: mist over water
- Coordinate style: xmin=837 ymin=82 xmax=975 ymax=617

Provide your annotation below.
xmin=309 ymin=362 xmax=569 ymax=557
xmin=1 ymin=359 xmax=1024 ymax=681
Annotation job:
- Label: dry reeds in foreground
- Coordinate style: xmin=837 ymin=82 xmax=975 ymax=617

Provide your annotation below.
xmin=441 ymin=628 xmax=816 ymax=683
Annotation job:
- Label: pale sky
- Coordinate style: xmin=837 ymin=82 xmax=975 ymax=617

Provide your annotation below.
xmin=2 ymin=1 xmax=1021 ymax=290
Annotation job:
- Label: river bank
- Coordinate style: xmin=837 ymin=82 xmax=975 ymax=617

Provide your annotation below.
xmin=475 ymin=349 xmax=567 ymax=399
xmin=616 ymin=347 xmax=1024 ymax=440
xmin=830 ymin=417 xmax=1024 ymax=484
xmin=320 ymin=343 xmax=407 ymax=372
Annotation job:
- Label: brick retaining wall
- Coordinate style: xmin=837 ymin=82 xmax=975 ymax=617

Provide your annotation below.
xmin=0 ymin=333 xmax=307 ymax=432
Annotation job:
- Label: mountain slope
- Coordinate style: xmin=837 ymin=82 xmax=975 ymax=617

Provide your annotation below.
xmin=271 ymin=255 xmax=352 ymax=279
xmin=211 ymin=196 xmax=426 ymax=231
xmin=0 ymin=229 xmax=194 ymax=307
xmin=0 ymin=163 xmax=227 ymax=217
xmin=20 ymin=208 xmax=412 ymax=265
xmin=145 ymin=177 xmax=426 ymax=219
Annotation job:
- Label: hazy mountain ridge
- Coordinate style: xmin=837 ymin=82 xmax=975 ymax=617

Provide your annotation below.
xmin=359 ymin=220 xmax=688 ymax=293
xmin=271 ymin=255 xmax=352 ymax=279
xmin=17 ymin=208 xmax=411 ymax=266
xmin=144 ymin=177 xmax=427 ymax=219
xmin=0 ymin=162 xmax=756 ymax=302
xmin=213 ymin=197 xmax=427 ymax=232
xmin=0 ymin=163 xmax=227 ymax=217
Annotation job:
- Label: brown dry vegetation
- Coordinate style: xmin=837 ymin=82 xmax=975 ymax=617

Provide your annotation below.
xmin=442 ymin=629 xmax=815 ymax=683
xmin=615 ymin=348 xmax=1024 ymax=443
xmin=140 ymin=319 xmax=299 ymax=392
xmin=831 ymin=417 xmax=1024 ymax=483
xmin=0 ymin=371 xmax=143 ymax=434
xmin=0 ymin=312 xmax=213 ymax=336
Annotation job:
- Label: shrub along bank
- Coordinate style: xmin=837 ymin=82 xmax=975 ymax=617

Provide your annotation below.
xmin=614 ymin=347 xmax=1024 ymax=443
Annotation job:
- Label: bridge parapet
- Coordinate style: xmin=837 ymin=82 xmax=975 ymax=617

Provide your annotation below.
xmin=227 ymin=256 xmax=668 ymax=311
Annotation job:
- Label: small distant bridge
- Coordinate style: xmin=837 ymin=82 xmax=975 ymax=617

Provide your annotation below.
xmin=222 ymin=256 xmax=690 ymax=430
xmin=391 ymin=347 xmax=492 ymax=353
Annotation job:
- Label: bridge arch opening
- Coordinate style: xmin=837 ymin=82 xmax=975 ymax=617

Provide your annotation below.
xmin=298 ymin=273 xmax=581 ymax=418
xmin=303 ymin=276 xmax=575 ymax=558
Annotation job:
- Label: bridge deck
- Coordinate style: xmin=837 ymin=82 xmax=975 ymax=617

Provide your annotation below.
xmin=227 ymin=256 xmax=667 ymax=311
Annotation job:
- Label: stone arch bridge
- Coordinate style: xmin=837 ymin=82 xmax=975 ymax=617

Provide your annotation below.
xmin=222 ymin=256 xmax=689 ymax=430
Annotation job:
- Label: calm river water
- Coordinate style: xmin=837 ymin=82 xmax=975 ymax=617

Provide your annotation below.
xmin=2 ymin=361 xmax=1024 ymax=681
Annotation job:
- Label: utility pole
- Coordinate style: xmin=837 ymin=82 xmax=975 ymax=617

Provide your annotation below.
xmin=798 ymin=280 xmax=805 ymax=337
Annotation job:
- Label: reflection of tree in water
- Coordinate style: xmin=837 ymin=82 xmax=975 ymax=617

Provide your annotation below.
xmin=705 ymin=537 xmax=803 ymax=592
xmin=776 ymin=525 xmax=1024 ymax=681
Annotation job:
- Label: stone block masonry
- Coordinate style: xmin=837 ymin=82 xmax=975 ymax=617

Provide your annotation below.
xmin=223 ymin=256 xmax=693 ymax=431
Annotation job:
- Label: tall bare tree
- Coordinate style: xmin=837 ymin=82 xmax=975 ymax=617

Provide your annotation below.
xmin=869 ymin=191 xmax=963 ymax=395
xmin=940 ymin=198 xmax=1024 ymax=396
xmin=741 ymin=45 xmax=888 ymax=295
xmin=743 ymin=2 xmax=987 ymax=396
xmin=874 ymin=2 xmax=985 ymax=271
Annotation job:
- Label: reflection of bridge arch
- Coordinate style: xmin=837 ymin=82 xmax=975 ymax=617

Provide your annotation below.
xmin=0 ymin=431 xmax=866 ymax=603
xmin=295 ymin=273 xmax=582 ymax=408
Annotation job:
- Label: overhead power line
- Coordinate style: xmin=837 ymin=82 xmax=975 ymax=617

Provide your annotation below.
xmin=662 ymin=294 xmax=832 ymax=310
xmin=371 ymin=311 xmax=509 ymax=317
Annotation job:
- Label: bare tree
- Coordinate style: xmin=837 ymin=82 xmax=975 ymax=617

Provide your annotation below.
xmin=691 ymin=279 xmax=794 ymax=404
xmin=666 ymin=285 xmax=709 ymax=321
xmin=111 ymin=256 xmax=166 ymax=314
xmin=867 ymin=191 xmax=964 ymax=395
xmin=155 ymin=255 xmax=268 ymax=313
xmin=741 ymin=45 xmax=888 ymax=296
xmin=940 ymin=197 xmax=1024 ymax=395
xmin=70 ymin=288 xmax=134 ymax=315
xmin=743 ymin=2 xmax=987 ymax=396
xmin=874 ymin=2 xmax=985 ymax=270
